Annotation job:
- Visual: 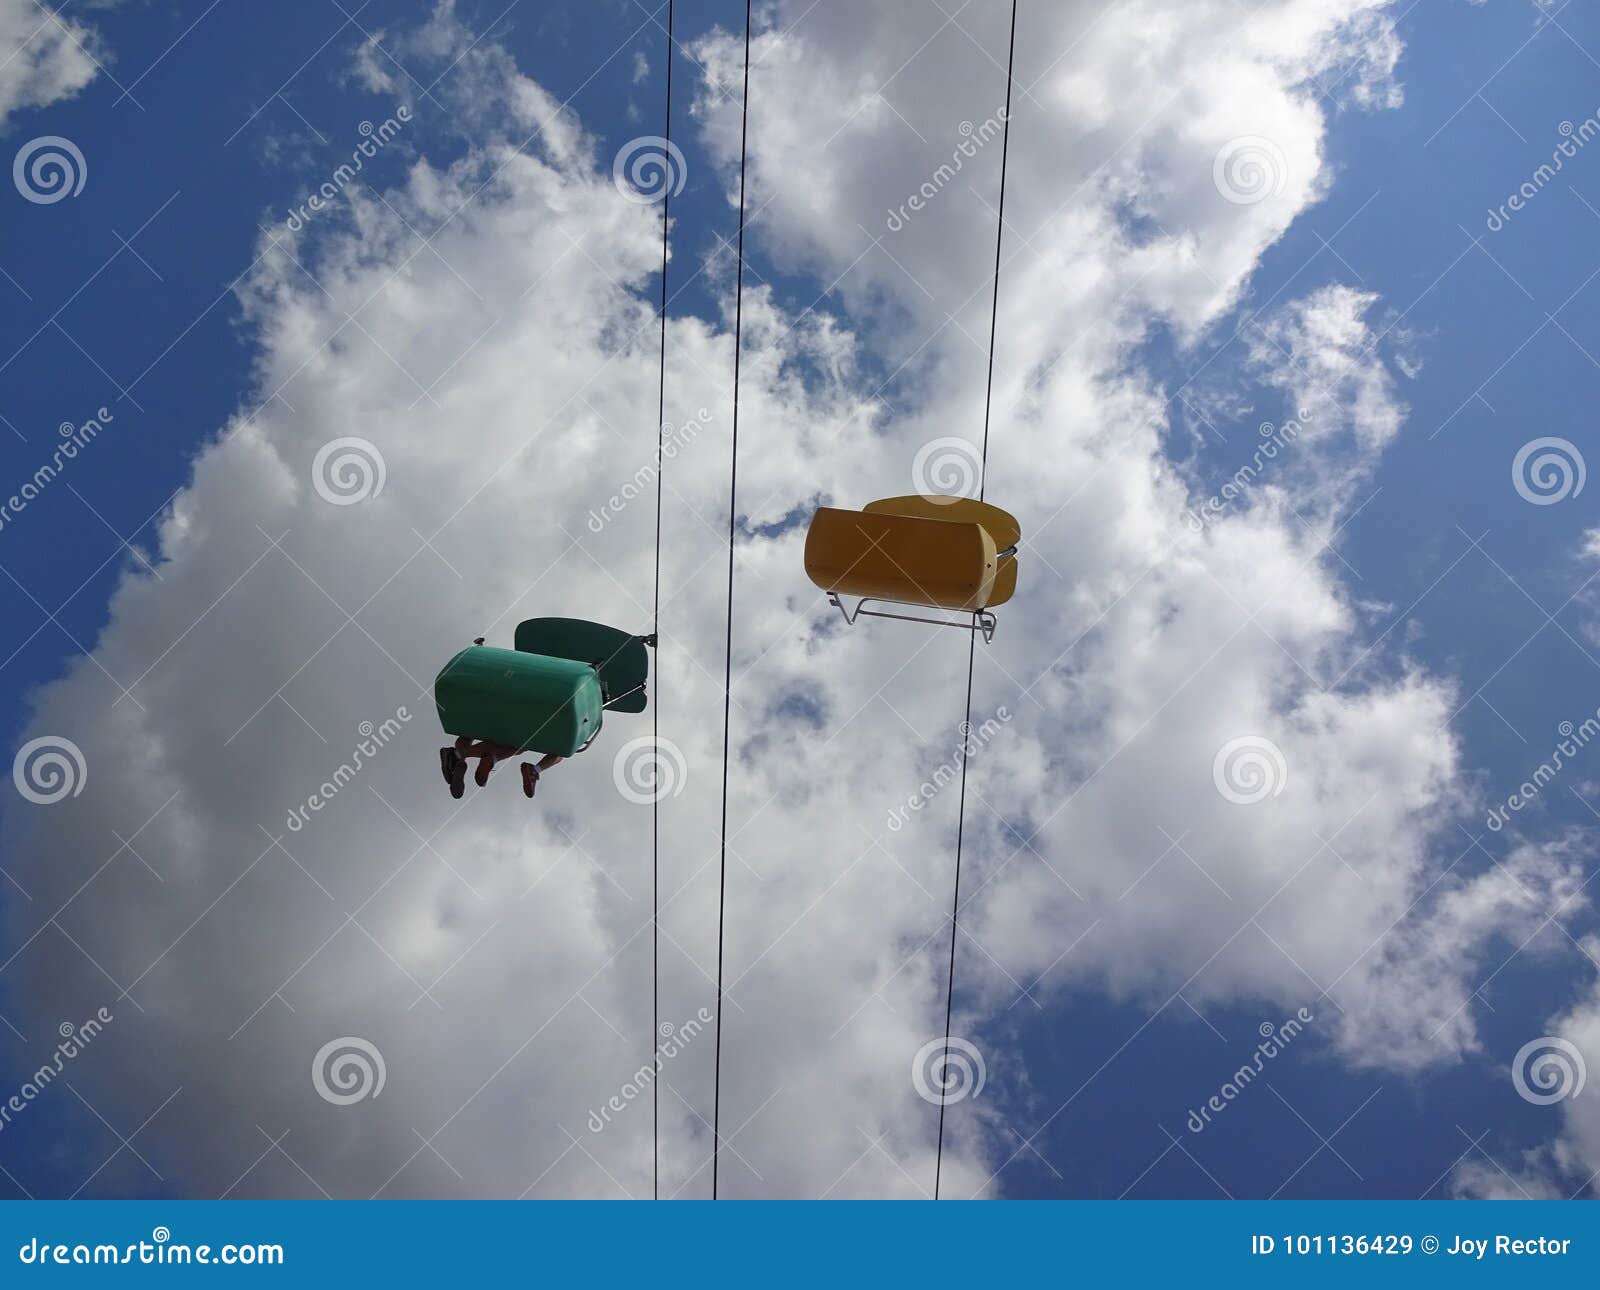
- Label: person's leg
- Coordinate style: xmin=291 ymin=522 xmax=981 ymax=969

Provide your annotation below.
xmin=520 ymin=753 xmax=562 ymax=799
xmin=475 ymin=742 xmax=520 ymax=786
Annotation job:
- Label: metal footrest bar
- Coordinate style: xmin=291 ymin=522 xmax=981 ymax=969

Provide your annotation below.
xmin=826 ymin=593 xmax=997 ymax=643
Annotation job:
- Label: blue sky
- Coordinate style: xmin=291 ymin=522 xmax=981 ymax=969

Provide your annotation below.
xmin=1 ymin=0 xmax=1598 ymax=1200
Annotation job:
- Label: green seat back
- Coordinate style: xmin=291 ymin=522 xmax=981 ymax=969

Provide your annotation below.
xmin=513 ymin=618 xmax=650 ymax=714
xmin=434 ymin=646 xmax=604 ymax=756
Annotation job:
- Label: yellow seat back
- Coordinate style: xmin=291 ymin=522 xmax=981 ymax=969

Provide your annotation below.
xmin=863 ymin=495 xmax=1021 ymax=551
xmin=804 ymin=507 xmax=998 ymax=611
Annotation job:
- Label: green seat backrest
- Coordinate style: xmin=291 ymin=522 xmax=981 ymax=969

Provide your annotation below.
xmin=513 ymin=618 xmax=650 ymax=714
xmin=434 ymin=646 xmax=604 ymax=757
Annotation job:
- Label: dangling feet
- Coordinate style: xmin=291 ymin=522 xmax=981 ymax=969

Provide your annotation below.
xmin=439 ymin=746 xmax=466 ymax=799
xmin=521 ymin=762 xmax=538 ymax=799
xmin=474 ymin=754 xmax=493 ymax=787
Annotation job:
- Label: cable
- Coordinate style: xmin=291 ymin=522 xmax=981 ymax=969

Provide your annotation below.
xmin=649 ymin=0 xmax=675 ymax=1205
xmin=712 ymin=0 xmax=753 ymax=1202
xmin=935 ymin=0 xmax=1017 ymax=1201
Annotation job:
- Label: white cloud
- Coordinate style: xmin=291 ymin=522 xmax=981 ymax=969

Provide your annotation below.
xmin=1454 ymin=945 xmax=1600 ymax=1199
xmin=0 ymin=0 xmax=105 ymax=130
xmin=4 ymin=0 xmax=1589 ymax=1199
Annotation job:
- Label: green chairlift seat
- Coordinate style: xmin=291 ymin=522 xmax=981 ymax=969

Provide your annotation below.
xmin=434 ymin=645 xmax=604 ymax=758
xmin=432 ymin=618 xmax=654 ymax=799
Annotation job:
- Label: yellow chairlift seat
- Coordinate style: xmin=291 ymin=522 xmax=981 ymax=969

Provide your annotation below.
xmin=803 ymin=494 xmax=1020 ymax=640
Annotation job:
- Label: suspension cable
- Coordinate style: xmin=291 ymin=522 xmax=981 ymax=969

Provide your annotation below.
xmin=649 ymin=0 xmax=675 ymax=1204
xmin=711 ymin=0 xmax=754 ymax=1203
xmin=935 ymin=0 xmax=1018 ymax=1201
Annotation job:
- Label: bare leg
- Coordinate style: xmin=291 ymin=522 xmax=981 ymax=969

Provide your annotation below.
xmin=460 ymin=740 xmax=517 ymax=787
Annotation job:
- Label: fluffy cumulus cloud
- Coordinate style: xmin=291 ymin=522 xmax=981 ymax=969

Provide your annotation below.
xmin=1454 ymin=941 xmax=1600 ymax=1199
xmin=4 ymin=0 xmax=1594 ymax=1198
xmin=0 ymin=0 xmax=105 ymax=130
